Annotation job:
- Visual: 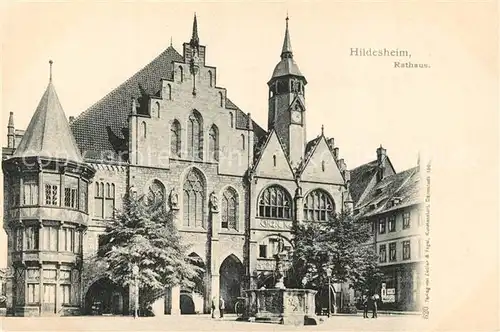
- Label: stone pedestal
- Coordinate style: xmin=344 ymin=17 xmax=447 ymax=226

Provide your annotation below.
xmin=244 ymin=289 xmax=319 ymax=326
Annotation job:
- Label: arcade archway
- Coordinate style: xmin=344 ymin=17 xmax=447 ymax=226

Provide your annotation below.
xmin=84 ymin=278 xmax=127 ymax=315
xmin=219 ymin=254 xmax=244 ymax=313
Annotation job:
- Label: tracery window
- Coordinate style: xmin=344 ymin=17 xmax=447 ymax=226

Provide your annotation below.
xmin=258 ymin=185 xmax=292 ymax=219
xmin=303 ymin=189 xmax=335 ymax=221
xmin=183 ymin=169 xmax=205 ymax=228
xmin=221 ymin=187 xmax=238 ymax=230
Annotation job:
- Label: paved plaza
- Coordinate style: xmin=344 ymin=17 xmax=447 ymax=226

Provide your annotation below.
xmin=1 ymin=313 xmax=429 ymax=332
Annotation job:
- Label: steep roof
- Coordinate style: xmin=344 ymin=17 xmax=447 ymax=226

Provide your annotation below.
xmin=70 ymin=46 xmax=183 ymax=161
xmin=270 ymin=17 xmax=305 ymax=82
xmin=349 ymin=160 xmax=379 ymax=204
xmin=13 ymin=80 xmax=83 ymax=163
xmin=355 ymin=166 xmax=420 ymax=218
xmin=70 ymin=46 xmax=267 ymax=162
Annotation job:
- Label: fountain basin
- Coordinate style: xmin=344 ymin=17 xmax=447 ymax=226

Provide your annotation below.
xmin=243 ymin=288 xmax=319 ymax=325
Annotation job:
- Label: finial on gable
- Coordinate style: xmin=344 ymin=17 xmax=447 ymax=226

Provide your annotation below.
xmin=321 ymin=124 xmax=324 ymax=136
xmin=49 ymin=60 xmax=53 ymax=82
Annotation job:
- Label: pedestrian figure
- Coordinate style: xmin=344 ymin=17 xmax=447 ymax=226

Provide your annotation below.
xmin=362 ymin=295 xmax=369 ymax=318
xmin=211 ymin=297 xmax=216 ymax=318
xmin=371 ymin=294 xmax=378 ymax=318
xmin=219 ymin=297 xmax=225 ymax=318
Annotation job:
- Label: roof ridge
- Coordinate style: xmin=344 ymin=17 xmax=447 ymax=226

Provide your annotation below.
xmin=72 ymin=46 xmax=181 ymax=124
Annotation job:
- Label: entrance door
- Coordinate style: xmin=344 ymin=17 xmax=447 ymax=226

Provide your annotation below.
xmin=219 ymin=255 xmax=244 ymax=313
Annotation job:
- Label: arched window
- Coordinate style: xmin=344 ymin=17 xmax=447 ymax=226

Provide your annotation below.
xmin=219 ymin=92 xmax=224 ymax=107
xmin=273 ymin=155 xmax=277 ymax=167
xmin=258 ymin=185 xmax=292 ymax=219
xmin=187 ymin=110 xmax=203 ymax=160
xmin=179 ymin=66 xmax=184 ymax=82
xmin=303 ymin=189 xmax=335 ymax=222
xmin=142 ymin=122 xmax=147 ymax=138
xmin=165 ymin=84 xmax=172 ymax=100
xmin=145 ymin=180 xmax=165 ymax=208
xmin=208 ymin=71 xmax=213 ymax=87
xmin=171 ymin=120 xmax=181 ymax=157
xmin=221 ymin=187 xmax=238 ymax=230
xmin=229 ymin=113 xmax=234 ymax=128
xmin=322 ymin=160 xmax=325 ymax=172
xmin=241 ymin=134 xmax=245 ymax=150
xmin=154 ymin=102 xmax=161 ymax=118
xmin=183 ymin=168 xmax=205 ymax=228
xmin=209 ymin=124 xmax=219 ymax=161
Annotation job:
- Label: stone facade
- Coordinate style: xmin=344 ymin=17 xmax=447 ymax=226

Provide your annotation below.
xmin=2 ymin=16 xmax=356 ymax=316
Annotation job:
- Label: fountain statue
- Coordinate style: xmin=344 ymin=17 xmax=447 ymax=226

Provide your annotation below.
xmin=242 ymin=236 xmax=319 ymax=326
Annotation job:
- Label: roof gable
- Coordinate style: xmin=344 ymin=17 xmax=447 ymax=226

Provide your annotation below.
xmin=13 ymin=81 xmax=83 ymax=163
xmin=300 ymin=136 xmax=344 ymax=184
xmin=253 ymin=130 xmax=295 ymax=180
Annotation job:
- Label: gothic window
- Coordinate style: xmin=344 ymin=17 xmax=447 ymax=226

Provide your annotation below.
xmin=171 ymin=120 xmax=181 ymax=157
xmin=273 ymin=155 xmax=277 ymax=167
xmin=219 ymin=92 xmax=224 ymax=107
xmin=142 ymin=121 xmax=147 ymax=138
xmin=221 ymin=187 xmax=238 ymax=230
xmin=209 ymin=124 xmax=219 ymax=161
xmin=23 ymin=174 xmax=38 ymax=206
xmin=208 ymin=71 xmax=213 ymax=87
xmin=183 ymin=168 xmax=205 ymax=228
xmin=229 ymin=112 xmax=234 ymax=128
xmin=241 ymin=134 xmax=245 ymax=150
xmin=187 ymin=111 xmax=203 ymax=160
xmin=303 ymin=189 xmax=335 ymax=222
xmin=165 ymin=84 xmax=172 ymax=100
xmin=145 ymin=180 xmax=166 ymax=208
xmin=258 ymin=185 xmax=292 ymax=219
xmin=321 ymin=161 xmax=325 ymax=172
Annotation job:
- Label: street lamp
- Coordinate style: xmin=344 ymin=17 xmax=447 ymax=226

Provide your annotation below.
xmin=132 ymin=264 xmax=139 ymax=319
xmin=326 ymin=267 xmax=332 ymax=318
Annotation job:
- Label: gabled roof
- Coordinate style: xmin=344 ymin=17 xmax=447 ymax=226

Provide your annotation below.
xmin=355 ymin=166 xmax=420 ymax=218
xmin=70 ymin=46 xmax=183 ymax=161
xmin=251 ymin=129 xmax=294 ymax=177
xmin=13 ymin=81 xmax=83 ymax=163
xmin=349 ymin=160 xmax=379 ymax=204
xmin=69 ymin=46 xmax=267 ymax=162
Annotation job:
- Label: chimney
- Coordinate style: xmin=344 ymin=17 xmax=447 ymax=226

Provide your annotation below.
xmin=333 ymin=147 xmax=339 ymax=161
xmin=7 ymin=112 xmax=15 ymax=148
xmin=69 ymin=116 xmax=75 ymax=124
xmin=376 ymin=145 xmax=387 ymax=182
xmin=327 ymin=138 xmax=335 ymax=150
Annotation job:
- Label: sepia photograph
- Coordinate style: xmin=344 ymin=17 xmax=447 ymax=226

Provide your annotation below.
xmin=0 ymin=1 xmax=497 ymax=331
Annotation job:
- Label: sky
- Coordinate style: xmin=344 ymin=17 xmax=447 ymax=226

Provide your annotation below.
xmin=0 ymin=3 xmax=498 ymax=323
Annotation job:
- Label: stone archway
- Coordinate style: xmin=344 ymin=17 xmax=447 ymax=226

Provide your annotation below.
xmin=180 ymin=253 xmax=206 ymax=314
xmin=84 ymin=278 xmax=127 ymax=315
xmin=219 ymin=254 xmax=244 ymax=313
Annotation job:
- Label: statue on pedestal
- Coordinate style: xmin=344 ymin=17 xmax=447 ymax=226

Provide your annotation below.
xmin=274 ymin=237 xmax=287 ymax=289
xmin=209 ymin=191 xmax=219 ymax=212
xmin=169 ymin=188 xmax=179 ymax=210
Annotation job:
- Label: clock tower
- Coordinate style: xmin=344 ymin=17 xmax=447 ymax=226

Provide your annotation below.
xmin=267 ymin=16 xmax=307 ymax=167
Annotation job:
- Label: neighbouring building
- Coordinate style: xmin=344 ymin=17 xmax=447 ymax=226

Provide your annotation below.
xmin=350 ymin=146 xmax=424 ymax=311
xmin=2 ymin=15 xmax=361 ymax=316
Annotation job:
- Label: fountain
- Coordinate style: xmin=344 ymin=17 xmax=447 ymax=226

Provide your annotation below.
xmin=243 ymin=238 xmax=319 ymax=325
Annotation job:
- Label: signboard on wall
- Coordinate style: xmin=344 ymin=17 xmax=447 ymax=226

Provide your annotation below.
xmin=381 ymin=283 xmax=395 ymax=303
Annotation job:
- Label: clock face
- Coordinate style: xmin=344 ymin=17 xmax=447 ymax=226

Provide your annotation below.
xmin=291 ymin=110 xmax=302 ymax=123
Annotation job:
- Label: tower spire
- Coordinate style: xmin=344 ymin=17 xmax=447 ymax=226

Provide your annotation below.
xmin=281 ymin=15 xmax=293 ymax=59
xmin=190 ymin=13 xmax=199 ymax=47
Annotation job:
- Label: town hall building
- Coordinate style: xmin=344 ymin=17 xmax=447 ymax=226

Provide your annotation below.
xmin=1 ymin=15 xmax=410 ymax=317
